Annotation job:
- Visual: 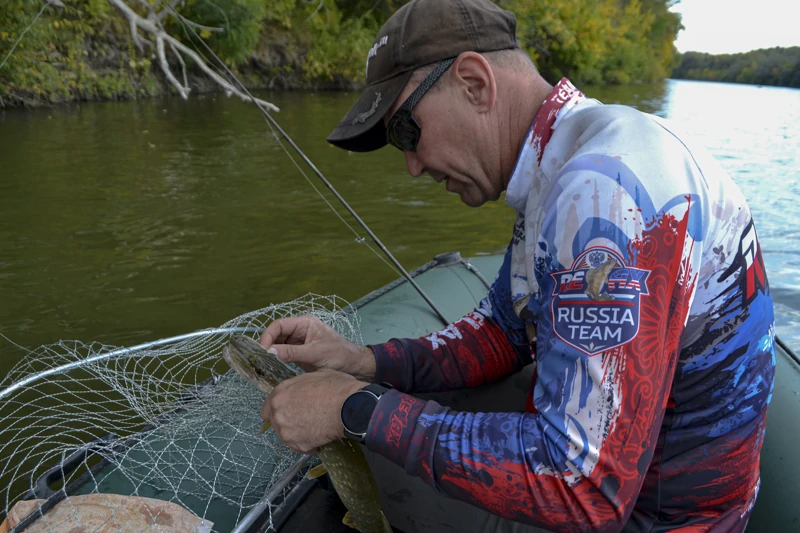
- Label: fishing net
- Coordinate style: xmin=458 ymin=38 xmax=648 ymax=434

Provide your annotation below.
xmin=0 ymin=294 xmax=360 ymax=533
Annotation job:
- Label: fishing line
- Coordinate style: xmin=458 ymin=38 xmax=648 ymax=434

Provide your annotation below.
xmin=170 ymin=12 xmax=402 ymax=277
xmin=167 ymin=4 xmax=449 ymax=325
xmin=0 ymin=1 xmax=52 ymax=72
xmin=0 ymin=0 xmax=449 ymax=324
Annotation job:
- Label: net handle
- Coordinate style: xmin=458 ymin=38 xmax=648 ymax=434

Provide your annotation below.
xmin=0 ymin=327 xmax=262 ymax=401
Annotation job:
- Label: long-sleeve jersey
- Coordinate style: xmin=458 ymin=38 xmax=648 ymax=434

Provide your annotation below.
xmin=365 ymin=79 xmax=776 ymax=532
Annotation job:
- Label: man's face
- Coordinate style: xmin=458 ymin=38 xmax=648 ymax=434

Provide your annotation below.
xmin=385 ymin=66 xmax=500 ymax=207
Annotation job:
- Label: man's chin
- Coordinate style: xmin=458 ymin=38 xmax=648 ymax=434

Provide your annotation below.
xmin=446 ymin=182 xmax=488 ymax=207
xmin=458 ymin=192 xmax=488 ymax=208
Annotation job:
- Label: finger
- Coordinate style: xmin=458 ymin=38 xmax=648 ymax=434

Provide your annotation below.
xmin=271 ymin=343 xmax=323 ymax=369
xmin=259 ymin=316 xmax=314 ymax=348
xmin=260 ymin=398 xmax=272 ymax=423
xmin=259 ymin=318 xmax=299 ymax=348
xmin=288 ymin=442 xmax=318 ymax=456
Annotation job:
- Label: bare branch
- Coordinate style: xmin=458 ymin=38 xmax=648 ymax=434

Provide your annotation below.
xmin=107 ymin=0 xmax=279 ymax=112
xmin=156 ymin=35 xmax=189 ymax=98
xmin=156 ymin=0 xmax=182 ymax=22
xmin=169 ymin=41 xmax=188 ymax=89
xmin=133 ymin=0 xmax=152 ymax=11
xmin=130 ymin=18 xmax=150 ymax=52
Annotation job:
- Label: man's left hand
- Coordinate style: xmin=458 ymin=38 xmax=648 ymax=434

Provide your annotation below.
xmin=260 ymin=370 xmax=367 ymax=454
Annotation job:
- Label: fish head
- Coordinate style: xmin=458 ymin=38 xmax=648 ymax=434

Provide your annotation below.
xmin=222 ymin=335 xmax=300 ymax=394
xmin=601 ymin=258 xmax=617 ymax=275
xmin=223 ymin=335 xmax=278 ymax=394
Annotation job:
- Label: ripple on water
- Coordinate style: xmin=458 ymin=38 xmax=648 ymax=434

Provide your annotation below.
xmin=0 ymin=80 xmax=798 ymax=367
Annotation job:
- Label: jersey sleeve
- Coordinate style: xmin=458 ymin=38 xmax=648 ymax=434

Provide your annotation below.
xmin=369 ymin=239 xmax=533 ymax=394
xmin=365 ymin=156 xmax=703 ymax=531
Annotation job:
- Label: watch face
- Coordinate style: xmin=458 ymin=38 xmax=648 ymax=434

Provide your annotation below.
xmin=342 ymin=391 xmax=377 ymax=435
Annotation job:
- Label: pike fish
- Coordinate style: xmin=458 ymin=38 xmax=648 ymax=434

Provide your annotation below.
xmin=222 ymin=335 xmax=392 ymax=533
xmin=585 ymin=258 xmax=617 ymax=301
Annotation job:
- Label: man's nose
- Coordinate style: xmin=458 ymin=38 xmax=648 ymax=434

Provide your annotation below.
xmin=404 ymin=150 xmax=425 ymax=177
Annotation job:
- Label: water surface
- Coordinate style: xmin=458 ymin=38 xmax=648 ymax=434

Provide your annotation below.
xmin=0 ymin=79 xmax=798 ymax=375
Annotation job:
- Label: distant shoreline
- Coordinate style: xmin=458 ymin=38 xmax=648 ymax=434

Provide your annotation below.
xmin=671 ymin=48 xmax=800 ymax=90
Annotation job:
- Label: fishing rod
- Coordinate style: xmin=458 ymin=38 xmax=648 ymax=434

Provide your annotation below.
xmin=167 ymin=6 xmax=450 ymax=327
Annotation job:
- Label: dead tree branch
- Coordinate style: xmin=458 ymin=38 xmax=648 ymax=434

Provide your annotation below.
xmin=107 ymin=0 xmax=278 ymax=111
xmin=169 ymin=41 xmax=188 ymax=88
xmin=156 ymin=0 xmax=183 ymax=21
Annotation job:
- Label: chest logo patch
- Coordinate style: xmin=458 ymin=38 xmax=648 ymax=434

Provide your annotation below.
xmin=550 ymin=247 xmax=650 ymax=356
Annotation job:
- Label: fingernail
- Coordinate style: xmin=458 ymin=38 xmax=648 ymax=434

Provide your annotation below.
xmin=267 ymin=347 xmax=278 ymax=356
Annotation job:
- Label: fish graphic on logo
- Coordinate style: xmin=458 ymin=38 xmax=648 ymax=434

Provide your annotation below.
xmin=584 ymin=258 xmax=616 ymax=301
xmin=550 ymin=247 xmax=650 ymax=355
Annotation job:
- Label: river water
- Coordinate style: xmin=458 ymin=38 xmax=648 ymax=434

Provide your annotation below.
xmin=0 ymin=79 xmax=798 ymax=376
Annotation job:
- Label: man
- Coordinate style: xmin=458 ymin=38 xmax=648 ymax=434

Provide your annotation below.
xmin=258 ymin=0 xmax=776 ymax=531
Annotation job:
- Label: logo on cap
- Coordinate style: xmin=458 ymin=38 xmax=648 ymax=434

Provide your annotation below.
xmin=351 ymin=92 xmax=382 ymax=125
xmin=550 ymin=247 xmax=650 ymax=356
xmin=366 ymin=36 xmax=389 ymax=78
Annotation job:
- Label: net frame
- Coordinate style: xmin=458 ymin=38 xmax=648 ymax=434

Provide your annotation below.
xmin=0 ymin=294 xmax=361 ymax=533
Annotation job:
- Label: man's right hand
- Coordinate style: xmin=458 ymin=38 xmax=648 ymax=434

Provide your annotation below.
xmin=259 ymin=315 xmax=377 ymax=382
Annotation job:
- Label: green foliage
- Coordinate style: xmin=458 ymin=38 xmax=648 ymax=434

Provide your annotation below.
xmin=508 ymin=0 xmax=682 ymax=85
xmin=0 ymin=0 xmax=161 ymax=106
xmin=85 ymin=0 xmax=110 ymax=18
xmin=173 ymin=0 xmax=267 ymax=65
xmin=3 ymin=1 xmax=98 ymax=105
xmin=298 ymin=3 xmax=378 ymax=84
xmin=264 ymin=0 xmax=296 ymax=29
xmin=672 ymin=48 xmax=800 ymax=89
xmin=287 ymin=0 xmax=683 ymax=86
xmin=0 ymin=0 xmax=685 ymax=107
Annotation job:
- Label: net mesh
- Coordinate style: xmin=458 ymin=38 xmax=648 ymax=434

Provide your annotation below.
xmin=0 ymin=294 xmax=360 ymax=533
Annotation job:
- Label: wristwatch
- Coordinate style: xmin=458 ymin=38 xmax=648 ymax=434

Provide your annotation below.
xmin=341 ymin=383 xmax=390 ymax=443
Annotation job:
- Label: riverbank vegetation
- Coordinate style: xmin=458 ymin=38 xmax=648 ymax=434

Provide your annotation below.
xmin=672 ymin=48 xmax=800 ymax=89
xmin=1 ymin=0 xmax=683 ymax=108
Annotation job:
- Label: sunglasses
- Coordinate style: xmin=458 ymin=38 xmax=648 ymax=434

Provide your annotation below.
xmin=386 ymin=58 xmax=456 ymax=152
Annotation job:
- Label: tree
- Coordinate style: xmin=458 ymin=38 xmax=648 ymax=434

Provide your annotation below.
xmin=672 ymin=47 xmax=800 ymax=88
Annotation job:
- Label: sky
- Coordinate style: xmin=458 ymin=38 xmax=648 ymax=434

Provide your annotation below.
xmin=670 ymin=0 xmax=800 ymax=55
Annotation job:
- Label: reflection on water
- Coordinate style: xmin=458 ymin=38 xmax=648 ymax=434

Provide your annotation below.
xmin=0 ymin=79 xmax=798 ymax=374
xmin=655 ymin=81 xmax=800 ymax=346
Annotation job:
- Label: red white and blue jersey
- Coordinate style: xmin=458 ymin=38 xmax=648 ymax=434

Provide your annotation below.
xmin=366 ymin=79 xmax=776 ymax=532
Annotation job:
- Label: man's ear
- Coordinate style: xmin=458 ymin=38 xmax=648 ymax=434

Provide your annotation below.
xmin=450 ymin=51 xmax=496 ymax=113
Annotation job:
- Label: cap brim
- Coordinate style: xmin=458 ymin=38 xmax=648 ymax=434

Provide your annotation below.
xmin=327 ymin=70 xmax=414 ymax=152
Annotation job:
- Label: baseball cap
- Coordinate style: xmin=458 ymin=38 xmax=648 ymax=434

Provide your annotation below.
xmin=326 ymin=0 xmax=519 ymax=152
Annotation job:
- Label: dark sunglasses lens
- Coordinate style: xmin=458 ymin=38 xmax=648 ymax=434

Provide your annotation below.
xmin=385 ymin=58 xmax=454 ymax=152
xmin=387 ymin=113 xmax=420 ymax=151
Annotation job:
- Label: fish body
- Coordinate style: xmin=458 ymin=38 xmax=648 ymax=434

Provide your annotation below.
xmin=223 ymin=335 xmax=392 ymax=533
xmin=585 ymin=259 xmax=617 ymax=301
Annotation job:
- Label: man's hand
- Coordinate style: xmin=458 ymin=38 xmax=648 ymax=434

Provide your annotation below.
xmin=260 ymin=370 xmax=367 ymax=454
xmin=259 ymin=315 xmax=376 ymax=381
